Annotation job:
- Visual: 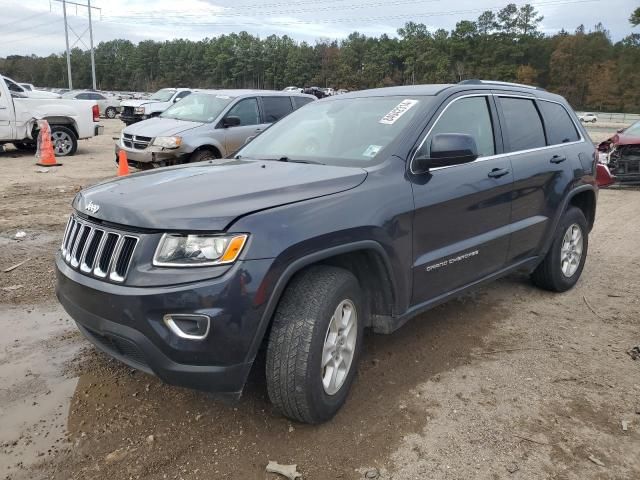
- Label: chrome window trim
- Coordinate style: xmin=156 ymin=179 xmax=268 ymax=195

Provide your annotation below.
xmin=409 ymin=93 xmax=587 ymax=175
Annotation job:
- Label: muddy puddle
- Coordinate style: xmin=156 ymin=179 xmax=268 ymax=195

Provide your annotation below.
xmin=1 ymin=291 xmax=505 ymax=480
xmin=0 ymin=304 xmax=81 ymax=477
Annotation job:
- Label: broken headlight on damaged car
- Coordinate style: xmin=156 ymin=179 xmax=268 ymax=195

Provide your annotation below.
xmin=153 ymin=234 xmax=248 ymax=267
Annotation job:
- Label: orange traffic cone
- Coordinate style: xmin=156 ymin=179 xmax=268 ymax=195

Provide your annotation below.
xmin=36 ymin=121 xmax=62 ymax=167
xmin=117 ymin=150 xmax=130 ymax=176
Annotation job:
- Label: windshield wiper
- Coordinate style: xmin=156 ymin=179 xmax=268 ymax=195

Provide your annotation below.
xmin=273 ymin=156 xmax=324 ymax=165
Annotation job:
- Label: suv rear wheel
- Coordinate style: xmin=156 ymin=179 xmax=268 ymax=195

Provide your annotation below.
xmin=531 ymin=207 xmax=588 ymax=292
xmin=266 ymin=266 xmax=364 ymax=423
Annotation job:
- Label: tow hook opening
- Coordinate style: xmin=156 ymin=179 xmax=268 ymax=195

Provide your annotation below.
xmin=163 ymin=314 xmax=210 ymax=340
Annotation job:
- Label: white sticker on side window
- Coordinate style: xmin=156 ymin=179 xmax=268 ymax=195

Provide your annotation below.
xmin=363 ymin=145 xmax=382 ymax=157
xmin=379 ymin=99 xmax=419 ymax=125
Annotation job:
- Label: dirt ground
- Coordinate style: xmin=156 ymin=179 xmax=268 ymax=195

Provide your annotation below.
xmin=1 ymin=120 xmax=638 ymax=480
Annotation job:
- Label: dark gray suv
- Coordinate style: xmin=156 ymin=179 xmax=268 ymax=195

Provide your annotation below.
xmin=56 ymin=80 xmax=597 ymax=423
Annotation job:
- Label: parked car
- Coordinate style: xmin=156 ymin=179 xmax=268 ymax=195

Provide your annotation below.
xmin=120 ymin=88 xmax=193 ymax=125
xmin=115 ymin=89 xmax=316 ymax=168
xmin=579 ymin=112 xmax=598 ymax=123
xmin=0 ymin=74 xmax=103 ymax=156
xmin=56 ymin=80 xmax=596 ymax=423
xmin=303 ymin=86 xmax=327 ymax=99
xmin=3 ymin=76 xmax=61 ymax=99
xmin=597 ymin=120 xmax=640 ymax=184
xmin=62 ymin=90 xmax=121 ymax=119
xmin=283 ymin=86 xmax=303 ymax=93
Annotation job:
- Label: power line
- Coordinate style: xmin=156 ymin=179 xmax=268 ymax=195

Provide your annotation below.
xmin=0 ymin=10 xmax=50 ymax=28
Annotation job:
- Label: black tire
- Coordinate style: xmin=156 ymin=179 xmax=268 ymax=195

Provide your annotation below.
xmin=105 ymin=107 xmax=117 ymax=119
xmin=531 ymin=207 xmax=588 ymax=292
xmin=189 ymin=149 xmax=219 ymax=163
xmin=266 ymin=266 xmax=365 ymax=424
xmin=13 ymin=141 xmax=36 ymax=151
xmin=50 ymin=125 xmax=78 ymax=156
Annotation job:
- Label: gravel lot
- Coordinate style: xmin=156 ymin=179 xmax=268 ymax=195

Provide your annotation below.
xmin=1 ymin=120 xmax=638 ymax=480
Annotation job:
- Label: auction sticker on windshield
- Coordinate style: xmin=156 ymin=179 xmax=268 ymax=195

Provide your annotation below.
xmin=379 ymin=99 xmax=419 ymax=125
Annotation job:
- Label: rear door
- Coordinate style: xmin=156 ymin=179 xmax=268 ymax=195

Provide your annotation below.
xmin=260 ymin=96 xmax=294 ymax=124
xmin=494 ymin=94 xmax=582 ymax=263
xmin=222 ymin=97 xmax=263 ymax=154
xmin=410 ymin=93 xmax=514 ymax=305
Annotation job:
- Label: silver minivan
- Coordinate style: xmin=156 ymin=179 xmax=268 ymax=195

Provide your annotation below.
xmin=115 ymin=89 xmax=316 ymax=168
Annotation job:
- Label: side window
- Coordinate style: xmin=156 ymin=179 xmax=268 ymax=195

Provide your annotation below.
xmin=92 ymin=93 xmax=106 ymax=100
xmin=175 ymin=91 xmax=191 ymax=101
xmin=262 ymin=96 xmax=293 ymax=122
xmin=426 ymin=96 xmax=495 ymax=157
xmin=76 ymin=93 xmax=90 ymax=100
xmin=5 ymin=79 xmax=23 ymax=93
xmin=538 ymin=101 xmax=580 ymax=145
xmin=498 ymin=97 xmax=546 ymax=151
xmin=226 ymin=98 xmax=260 ymax=126
xmin=292 ymin=96 xmax=315 ymax=110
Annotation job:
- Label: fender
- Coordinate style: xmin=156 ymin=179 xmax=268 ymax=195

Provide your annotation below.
xmin=183 ymin=138 xmax=225 ymax=157
xmin=539 ymin=184 xmax=597 ymax=258
xmin=244 ymin=240 xmax=397 ymax=363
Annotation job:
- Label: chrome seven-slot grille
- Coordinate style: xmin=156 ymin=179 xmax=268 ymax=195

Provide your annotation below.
xmin=122 ymin=133 xmax=151 ymax=150
xmin=60 ymin=215 xmax=139 ymax=283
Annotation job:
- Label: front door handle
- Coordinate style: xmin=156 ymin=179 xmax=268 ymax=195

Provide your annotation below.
xmin=488 ymin=168 xmax=510 ymax=179
xmin=550 ymin=155 xmax=567 ymax=164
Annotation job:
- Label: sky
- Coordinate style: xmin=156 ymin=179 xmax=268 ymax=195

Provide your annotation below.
xmin=0 ymin=0 xmax=637 ymax=57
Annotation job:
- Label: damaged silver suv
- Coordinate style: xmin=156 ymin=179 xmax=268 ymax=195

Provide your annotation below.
xmin=115 ymin=90 xmax=315 ymax=168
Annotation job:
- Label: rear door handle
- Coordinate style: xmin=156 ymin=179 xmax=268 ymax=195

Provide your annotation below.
xmin=488 ymin=168 xmax=510 ymax=179
xmin=550 ymin=155 xmax=566 ymax=164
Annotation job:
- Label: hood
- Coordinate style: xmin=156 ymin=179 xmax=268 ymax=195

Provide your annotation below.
xmin=121 ymin=99 xmax=151 ymax=107
xmin=74 ymin=160 xmax=368 ymax=230
xmin=123 ymin=116 xmax=204 ymax=137
xmin=610 ymin=133 xmax=640 ymax=146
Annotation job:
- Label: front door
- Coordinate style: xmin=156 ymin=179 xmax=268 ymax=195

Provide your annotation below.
xmin=223 ymin=97 xmax=267 ymax=155
xmin=410 ymin=94 xmax=513 ymax=306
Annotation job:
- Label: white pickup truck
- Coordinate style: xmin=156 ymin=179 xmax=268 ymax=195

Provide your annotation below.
xmin=120 ymin=88 xmax=193 ymax=125
xmin=0 ymin=74 xmax=103 ymax=156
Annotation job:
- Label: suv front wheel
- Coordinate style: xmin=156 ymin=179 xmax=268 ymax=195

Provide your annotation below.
xmin=266 ymin=265 xmax=364 ymax=423
xmin=531 ymin=207 xmax=588 ymax=292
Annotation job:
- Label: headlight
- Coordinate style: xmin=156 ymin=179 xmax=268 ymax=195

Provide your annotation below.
xmin=152 ymin=136 xmax=182 ymax=148
xmin=134 ymin=106 xmax=145 ymax=115
xmin=153 ymin=233 xmax=248 ymax=267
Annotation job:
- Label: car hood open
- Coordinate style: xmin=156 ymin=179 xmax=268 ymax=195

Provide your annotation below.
xmin=74 ymin=160 xmax=368 ymax=231
xmin=123 ymin=117 xmax=204 ymax=137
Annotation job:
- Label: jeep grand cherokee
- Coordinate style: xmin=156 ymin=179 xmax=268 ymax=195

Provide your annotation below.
xmin=56 ymin=80 xmax=597 ymax=424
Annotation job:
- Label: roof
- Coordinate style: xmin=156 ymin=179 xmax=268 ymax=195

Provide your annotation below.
xmin=335 ymin=84 xmax=455 ymax=99
xmin=193 ymin=89 xmax=314 ymax=99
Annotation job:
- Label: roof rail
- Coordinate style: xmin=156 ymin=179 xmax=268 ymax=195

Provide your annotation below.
xmin=458 ymin=79 xmax=546 ymax=92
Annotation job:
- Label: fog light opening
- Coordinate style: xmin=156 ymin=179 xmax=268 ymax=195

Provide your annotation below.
xmin=163 ymin=314 xmax=210 ymax=340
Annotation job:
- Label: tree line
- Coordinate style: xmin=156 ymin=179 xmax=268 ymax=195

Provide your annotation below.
xmin=1 ymin=4 xmax=639 ymax=112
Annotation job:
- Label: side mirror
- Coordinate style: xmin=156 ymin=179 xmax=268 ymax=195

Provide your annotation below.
xmin=617 ymin=128 xmax=625 ymax=133
xmin=222 ymin=116 xmax=241 ymax=128
xmin=412 ymin=133 xmax=478 ymax=174
xmin=174 ymin=97 xmax=182 ymax=103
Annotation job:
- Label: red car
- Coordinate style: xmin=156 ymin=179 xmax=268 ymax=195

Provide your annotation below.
xmin=598 ymin=121 xmax=640 ymax=185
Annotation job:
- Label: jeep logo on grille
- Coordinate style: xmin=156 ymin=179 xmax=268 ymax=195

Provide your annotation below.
xmin=85 ymin=201 xmax=100 ymax=214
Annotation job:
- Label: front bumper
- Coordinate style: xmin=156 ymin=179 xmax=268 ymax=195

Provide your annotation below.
xmin=114 ymin=143 xmax=186 ymax=165
xmin=56 ymin=253 xmax=273 ymax=397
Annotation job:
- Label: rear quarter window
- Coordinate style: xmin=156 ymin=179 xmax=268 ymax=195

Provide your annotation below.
xmin=498 ymin=97 xmax=546 ymax=152
xmin=539 ymin=101 xmax=580 ymax=145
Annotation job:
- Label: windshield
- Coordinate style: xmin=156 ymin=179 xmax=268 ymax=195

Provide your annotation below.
xmin=623 ymin=121 xmax=640 ymax=136
xmin=150 ymin=89 xmax=176 ymax=102
xmin=160 ymin=93 xmax=233 ymax=123
xmin=238 ymin=96 xmax=428 ymax=166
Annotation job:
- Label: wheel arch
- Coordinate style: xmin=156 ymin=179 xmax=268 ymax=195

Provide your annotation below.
xmin=540 ymin=184 xmax=597 ymax=259
xmin=247 ymin=241 xmax=397 ymax=362
xmin=191 ymin=144 xmax=222 ymax=158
